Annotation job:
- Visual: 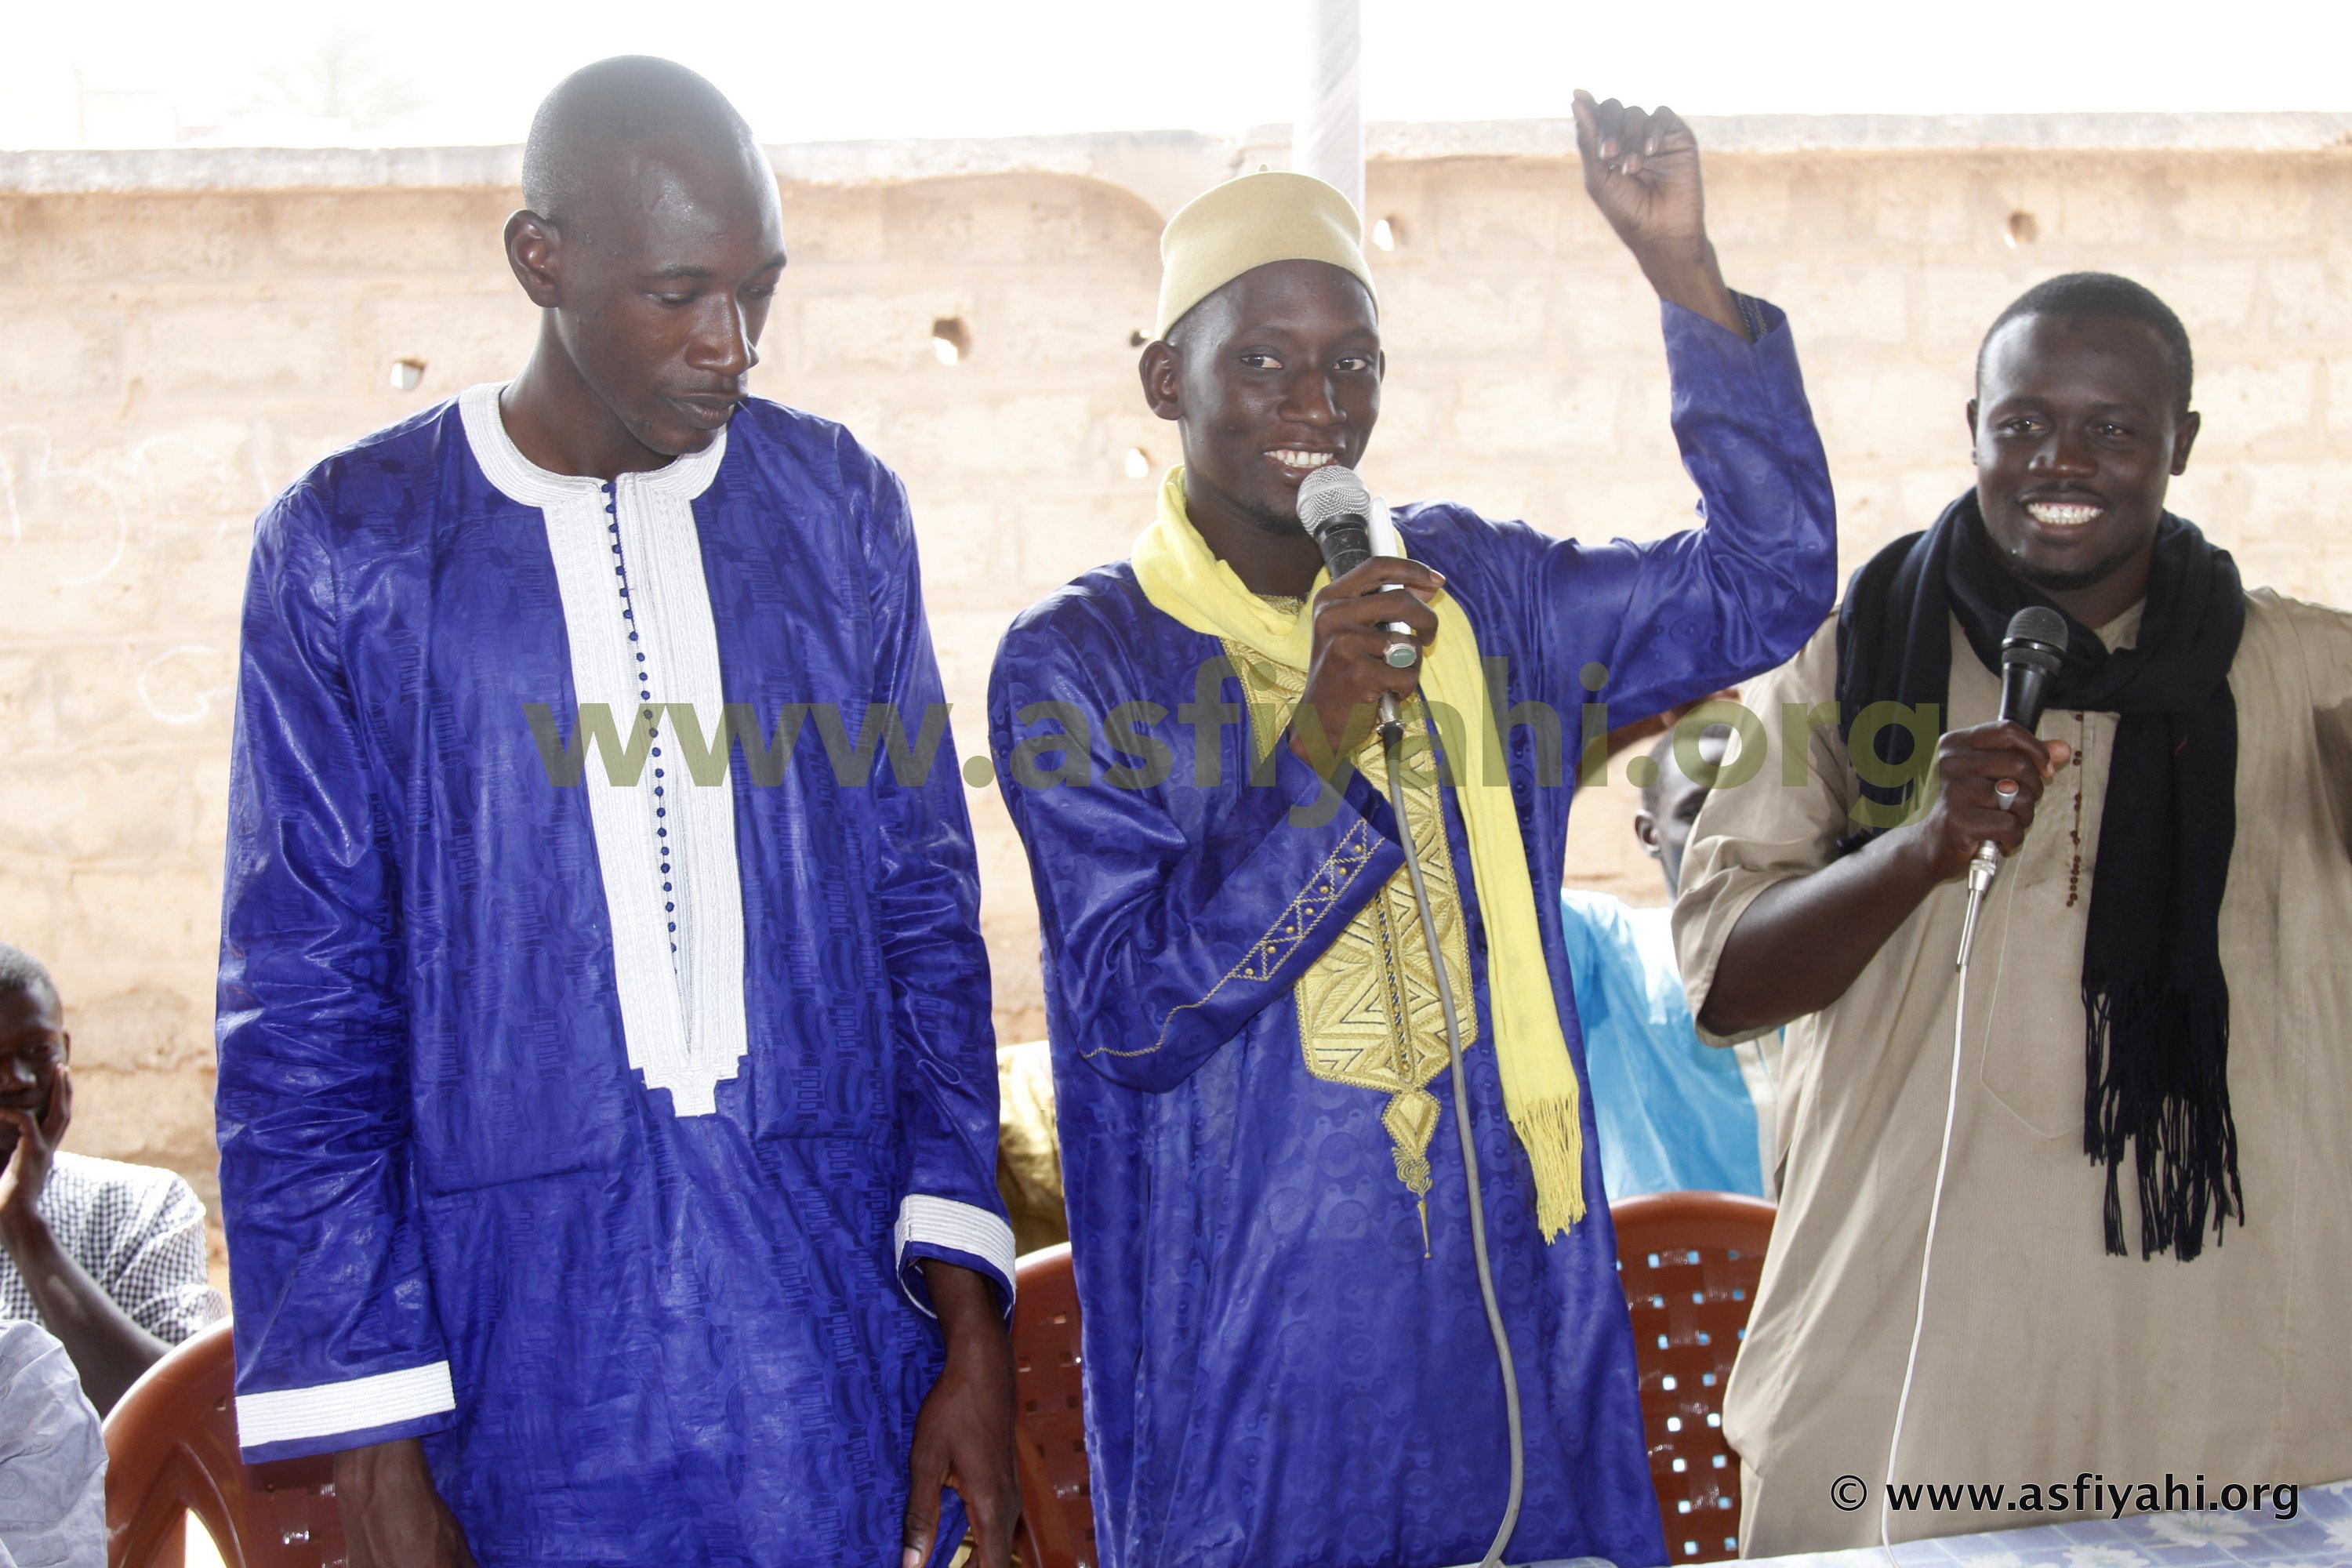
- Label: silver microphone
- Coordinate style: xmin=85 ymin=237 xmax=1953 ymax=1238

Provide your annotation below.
xmin=1298 ymin=464 xmax=1416 ymax=743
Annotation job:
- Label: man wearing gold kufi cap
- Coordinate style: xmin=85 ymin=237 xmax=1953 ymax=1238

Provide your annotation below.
xmin=990 ymin=94 xmax=1836 ymax=1568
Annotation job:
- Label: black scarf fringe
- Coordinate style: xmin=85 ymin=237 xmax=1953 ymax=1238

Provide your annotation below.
xmin=2084 ymin=982 xmax=2244 ymax=1259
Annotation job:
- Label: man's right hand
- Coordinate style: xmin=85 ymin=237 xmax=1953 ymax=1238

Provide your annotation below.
xmin=1700 ymin=718 xmax=2074 ymax=1036
xmin=1290 ymin=557 xmax=1443 ymax=771
xmin=1893 ymin=720 xmax=2074 ymax=885
xmin=335 ymin=1439 xmax=477 ymax=1568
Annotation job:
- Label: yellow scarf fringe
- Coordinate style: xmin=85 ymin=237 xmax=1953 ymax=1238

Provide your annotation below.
xmin=1132 ymin=468 xmax=1585 ymax=1240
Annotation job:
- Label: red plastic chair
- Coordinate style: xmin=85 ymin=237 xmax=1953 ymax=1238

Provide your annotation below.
xmin=1009 ymin=1244 xmax=1094 ymax=1568
xmin=102 ymin=1319 xmax=346 ymax=1568
xmin=1612 ymin=1192 xmax=1776 ymax=1565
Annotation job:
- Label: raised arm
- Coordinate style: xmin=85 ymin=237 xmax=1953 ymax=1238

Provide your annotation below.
xmin=989 ymin=608 xmax=1404 ymax=1095
xmin=215 ymin=492 xmax=473 ymax=1566
xmin=1511 ymin=93 xmax=1838 ymax=720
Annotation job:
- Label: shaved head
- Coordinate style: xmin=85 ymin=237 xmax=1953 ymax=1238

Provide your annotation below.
xmin=521 ymin=56 xmax=760 ymax=228
xmin=1636 ymin=723 xmax=1730 ymax=897
xmin=499 ymin=56 xmax=786 ymax=476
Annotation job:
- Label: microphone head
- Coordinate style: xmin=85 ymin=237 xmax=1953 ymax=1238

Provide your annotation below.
xmin=1295 ymin=463 xmax=1371 ymax=541
xmin=2001 ymin=605 xmax=2069 ymax=676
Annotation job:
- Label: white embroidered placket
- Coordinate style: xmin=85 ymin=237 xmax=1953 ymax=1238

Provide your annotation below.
xmin=459 ymin=383 xmax=749 ymax=1116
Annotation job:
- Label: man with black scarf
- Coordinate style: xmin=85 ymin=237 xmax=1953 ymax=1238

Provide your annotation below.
xmin=1673 ymin=272 xmax=2352 ymax=1552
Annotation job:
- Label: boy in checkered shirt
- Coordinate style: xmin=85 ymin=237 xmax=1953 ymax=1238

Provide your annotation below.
xmin=0 ymin=943 xmax=221 ymax=1414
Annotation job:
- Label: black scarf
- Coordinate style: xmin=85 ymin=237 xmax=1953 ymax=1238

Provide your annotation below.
xmin=1835 ymin=492 xmax=2247 ymax=1260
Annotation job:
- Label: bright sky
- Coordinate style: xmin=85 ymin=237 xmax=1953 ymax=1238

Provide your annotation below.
xmin=4 ymin=0 xmax=2343 ymax=151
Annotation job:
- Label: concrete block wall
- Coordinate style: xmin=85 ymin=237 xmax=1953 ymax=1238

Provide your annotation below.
xmin=1 ymin=122 xmax=2347 ymax=1236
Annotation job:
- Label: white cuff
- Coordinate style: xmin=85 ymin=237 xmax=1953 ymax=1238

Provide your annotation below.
xmin=893 ymin=1194 xmax=1017 ymax=1316
xmin=235 ymin=1360 xmax=456 ymax=1450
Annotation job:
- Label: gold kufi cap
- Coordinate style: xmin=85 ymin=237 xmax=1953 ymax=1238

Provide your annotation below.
xmin=1153 ymin=170 xmax=1375 ymax=339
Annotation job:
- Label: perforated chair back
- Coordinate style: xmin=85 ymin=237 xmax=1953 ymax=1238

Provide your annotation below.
xmin=103 ymin=1319 xmax=346 ymax=1568
xmin=1612 ymin=1191 xmax=1775 ymax=1565
xmin=1010 ymin=1245 xmax=1094 ymax=1568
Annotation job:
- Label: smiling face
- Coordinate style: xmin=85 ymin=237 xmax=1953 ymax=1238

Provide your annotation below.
xmin=1146 ymin=259 xmax=1382 ymax=543
xmin=0 ymin=983 xmax=66 ymax=1161
xmin=1969 ymin=312 xmax=2200 ymax=625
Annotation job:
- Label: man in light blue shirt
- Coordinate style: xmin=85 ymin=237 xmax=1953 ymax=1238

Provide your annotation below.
xmin=1563 ymin=726 xmax=1780 ymax=1198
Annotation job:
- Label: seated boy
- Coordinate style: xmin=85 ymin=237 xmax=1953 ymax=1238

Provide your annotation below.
xmin=0 ymin=943 xmax=221 ymax=1413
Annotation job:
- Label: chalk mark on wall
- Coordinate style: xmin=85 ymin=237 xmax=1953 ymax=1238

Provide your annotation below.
xmin=136 ymin=644 xmax=230 ymax=727
xmin=0 ymin=426 xmax=132 ymax=586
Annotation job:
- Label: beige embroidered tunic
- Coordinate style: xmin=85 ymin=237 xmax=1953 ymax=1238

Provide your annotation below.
xmin=1673 ymin=590 xmax=2352 ymax=1554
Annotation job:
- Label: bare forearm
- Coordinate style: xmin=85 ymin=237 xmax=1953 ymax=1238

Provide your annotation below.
xmin=0 ymin=1213 xmax=169 ymax=1414
xmin=1638 ymin=241 xmax=1749 ymax=341
xmin=336 ymin=1439 xmax=477 ymax=1568
xmin=909 ymin=1258 xmax=1018 ymax=1567
xmin=1699 ymin=826 xmax=1940 ymax=1036
xmin=921 ymin=1258 xmax=1006 ymax=1352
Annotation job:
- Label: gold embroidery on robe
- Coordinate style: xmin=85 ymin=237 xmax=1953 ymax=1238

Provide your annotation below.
xmin=1221 ymin=630 xmax=1479 ymax=1209
xmin=1098 ymin=820 xmax=1384 ymax=1060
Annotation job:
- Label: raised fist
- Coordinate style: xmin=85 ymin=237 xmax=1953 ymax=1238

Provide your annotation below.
xmin=1573 ymin=91 xmax=1706 ymax=260
xmin=1572 ymin=89 xmax=1746 ymax=338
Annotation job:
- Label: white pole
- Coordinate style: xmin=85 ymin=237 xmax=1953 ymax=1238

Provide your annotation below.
xmin=1293 ymin=0 xmax=1364 ymax=219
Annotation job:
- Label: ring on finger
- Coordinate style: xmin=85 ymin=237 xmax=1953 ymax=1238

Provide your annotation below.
xmin=1994 ymin=779 xmax=2020 ymax=811
xmin=1383 ymin=639 xmax=1420 ymax=670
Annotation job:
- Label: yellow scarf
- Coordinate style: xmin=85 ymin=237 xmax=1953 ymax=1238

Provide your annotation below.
xmin=1131 ymin=467 xmax=1586 ymax=1240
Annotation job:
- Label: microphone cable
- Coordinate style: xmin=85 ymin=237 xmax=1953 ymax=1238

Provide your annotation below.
xmin=1879 ymin=885 xmax=1995 ymax=1564
xmin=1383 ymin=721 xmax=1525 ymax=1568
xmin=1299 ymin=465 xmax=1524 ymax=1565
xmin=1884 ymin=608 xmax=2062 ymax=1559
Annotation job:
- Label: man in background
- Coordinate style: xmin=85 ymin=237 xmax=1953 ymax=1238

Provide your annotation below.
xmin=0 ymin=942 xmax=220 ymax=1415
xmin=995 ymin=1040 xmax=1067 ymax=1254
xmin=1561 ymin=727 xmax=1779 ymax=1200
